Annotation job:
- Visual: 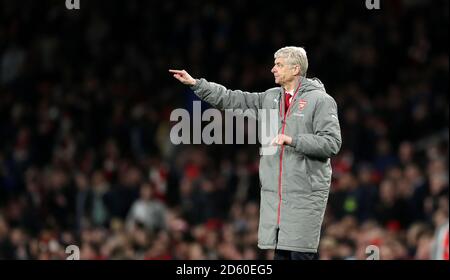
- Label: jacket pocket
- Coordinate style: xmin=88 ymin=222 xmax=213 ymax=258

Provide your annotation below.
xmin=284 ymin=152 xmax=311 ymax=194
xmin=306 ymin=158 xmax=331 ymax=192
xmin=259 ymin=155 xmax=278 ymax=192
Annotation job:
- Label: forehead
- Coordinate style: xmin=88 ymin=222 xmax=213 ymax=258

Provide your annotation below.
xmin=274 ymin=57 xmax=287 ymax=64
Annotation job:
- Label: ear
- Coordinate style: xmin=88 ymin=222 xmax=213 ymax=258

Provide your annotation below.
xmin=294 ymin=65 xmax=301 ymax=76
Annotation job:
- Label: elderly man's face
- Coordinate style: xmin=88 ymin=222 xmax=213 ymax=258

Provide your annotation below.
xmin=271 ymin=57 xmax=299 ymax=86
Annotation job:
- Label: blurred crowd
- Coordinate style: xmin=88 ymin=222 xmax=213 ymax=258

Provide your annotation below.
xmin=0 ymin=0 xmax=448 ymax=260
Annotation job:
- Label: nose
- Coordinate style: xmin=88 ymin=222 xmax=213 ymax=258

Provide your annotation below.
xmin=271 ymin=66 xmax=276 ymax=73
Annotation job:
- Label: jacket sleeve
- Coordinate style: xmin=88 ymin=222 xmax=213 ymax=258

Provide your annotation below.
xmin=289 ymin=95 xmax=342 ymax=159
xmin=190 ymin=78 xmax=265 ymax=111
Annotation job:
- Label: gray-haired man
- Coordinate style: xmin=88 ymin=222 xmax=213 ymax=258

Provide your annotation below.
xmin=170 ymin=46 xmax=342 ymax=260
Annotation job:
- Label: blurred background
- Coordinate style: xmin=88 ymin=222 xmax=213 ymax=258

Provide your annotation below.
xmin=0 ymin=0 xmax=448 ymax=260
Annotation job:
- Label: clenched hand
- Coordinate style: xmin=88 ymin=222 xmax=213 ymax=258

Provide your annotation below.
xmin=271 ymin=134 xmax=293 ymax=146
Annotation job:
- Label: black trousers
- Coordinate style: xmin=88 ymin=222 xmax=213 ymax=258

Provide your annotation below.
xmin=274 ymin=249 xmax=318 ymax=260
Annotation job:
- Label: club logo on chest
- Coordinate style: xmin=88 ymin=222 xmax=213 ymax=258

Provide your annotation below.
xmin=299 ymin=99 xmax=307 ymax=111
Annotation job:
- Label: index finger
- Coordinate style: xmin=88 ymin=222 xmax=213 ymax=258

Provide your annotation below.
xmin=169 ymin=69 xmax=183 ymax=73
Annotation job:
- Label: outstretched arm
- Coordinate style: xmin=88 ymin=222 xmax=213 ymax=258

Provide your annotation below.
xmin=169 ymin=69 xmax=265 ymax=111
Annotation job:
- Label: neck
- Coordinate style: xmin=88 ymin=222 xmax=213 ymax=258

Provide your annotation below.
xmin=283 ymin=76 xmax=301 ymax=93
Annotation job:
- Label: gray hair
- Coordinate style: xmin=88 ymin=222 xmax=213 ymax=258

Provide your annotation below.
xmin=274 ymin=46 xmax=308 ymax=77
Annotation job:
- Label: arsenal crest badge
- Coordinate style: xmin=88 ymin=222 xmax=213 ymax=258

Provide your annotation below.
xmin=299 ymin=99 xmax=307 ymax=110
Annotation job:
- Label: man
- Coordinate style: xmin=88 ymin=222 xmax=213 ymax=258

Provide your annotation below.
xmin=169 ymin=46 xmax=342 ymax=260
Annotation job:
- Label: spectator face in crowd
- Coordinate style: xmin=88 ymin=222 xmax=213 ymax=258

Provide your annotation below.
xmin=140 ymin=183 xmax=153 ymax=201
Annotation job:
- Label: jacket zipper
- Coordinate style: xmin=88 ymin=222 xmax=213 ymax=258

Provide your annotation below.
xmin=277 ymin=81 xmax=302 ymax=226
xmin=277 ymin=115 xmax=287 ymax=225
